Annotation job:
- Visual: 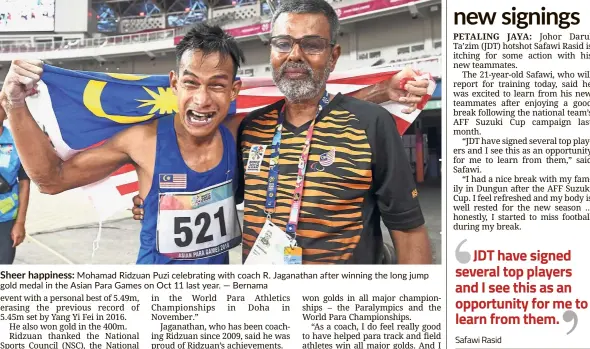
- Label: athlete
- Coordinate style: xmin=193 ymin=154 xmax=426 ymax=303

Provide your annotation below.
xmin=1 ymin=24 xmax=245 ymax=264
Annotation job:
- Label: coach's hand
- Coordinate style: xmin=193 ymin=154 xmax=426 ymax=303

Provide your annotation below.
xmin=132 ymin=195 xmax=144 ymax=220
xmin=1 ymin=59 xmax=43 ymax=110
xmin=389 ymin=66 xmax=430 ymax=114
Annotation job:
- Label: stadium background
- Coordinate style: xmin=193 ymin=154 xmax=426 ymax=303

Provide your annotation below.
xmin=0 ymin=0 xmax=442 ymax=265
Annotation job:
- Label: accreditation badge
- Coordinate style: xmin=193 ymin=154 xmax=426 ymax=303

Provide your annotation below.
xmin=245 ymin=220 xmax=296 ymax=265
xmin=156 ymin=180 xmax=241 ymax=259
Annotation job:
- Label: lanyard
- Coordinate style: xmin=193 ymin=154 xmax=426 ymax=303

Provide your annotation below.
xmin=264 ymin=91 xmax=330 ymax=238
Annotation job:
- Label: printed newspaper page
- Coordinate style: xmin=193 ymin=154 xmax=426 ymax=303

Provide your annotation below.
xmin=0 ymin=0 xmax=445 ymax=349
xmin=448 ymin=0 xmax=588 ymax=347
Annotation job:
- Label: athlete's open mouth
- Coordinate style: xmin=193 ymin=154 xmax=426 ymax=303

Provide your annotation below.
xmin=186 ymin=109 xmax=216 ymax=126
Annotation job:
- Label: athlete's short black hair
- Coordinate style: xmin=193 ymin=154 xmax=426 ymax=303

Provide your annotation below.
xmin=272 ymin=0 xmax=340 ymax=43
xmin=175 ymin=23 xmax=246 ymax=78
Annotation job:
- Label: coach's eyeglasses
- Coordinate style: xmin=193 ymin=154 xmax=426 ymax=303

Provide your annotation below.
xmin=270 ymin=35 xmax=335 ymax=55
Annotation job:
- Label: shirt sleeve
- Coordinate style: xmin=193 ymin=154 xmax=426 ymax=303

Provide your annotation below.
xmin=371 ymin=111 xmax=425 ymax=231
xmin=17 ymin=164 xmax=29 ymax=181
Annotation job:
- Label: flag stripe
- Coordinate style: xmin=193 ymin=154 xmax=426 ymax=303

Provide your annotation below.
xmin=112 ymin=164 xmax=135 ymax=176
xmin=326 ymin=72 xmax=396 ymax=85
xmin=117 ymin=181 xmax=139 ymax=196
xmin=236 ymin=95 xmax=283 ymax=109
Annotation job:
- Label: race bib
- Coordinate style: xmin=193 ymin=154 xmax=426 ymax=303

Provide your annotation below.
xmin=244 ymin=220 xmax=295 ymax=265
xmin=156 ymin=180 xmax=241 ymax=260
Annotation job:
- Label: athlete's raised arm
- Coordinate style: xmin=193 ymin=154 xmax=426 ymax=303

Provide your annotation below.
xmin=1 ymin=59 xmax=137 ymax=194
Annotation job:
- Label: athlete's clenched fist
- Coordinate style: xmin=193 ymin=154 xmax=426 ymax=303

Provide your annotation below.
xmin=1 ymin=59 xmax=44 ymax=110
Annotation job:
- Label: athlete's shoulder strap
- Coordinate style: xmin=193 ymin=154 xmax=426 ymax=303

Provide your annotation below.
xmin=157 ymin=116 xmax=174 ymax=136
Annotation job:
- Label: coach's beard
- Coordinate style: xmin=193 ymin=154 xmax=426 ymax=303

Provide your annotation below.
xmin=273 ymin=61 xmax=331 ymax=103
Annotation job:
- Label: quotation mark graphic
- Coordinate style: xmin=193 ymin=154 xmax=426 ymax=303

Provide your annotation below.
xmin=563 ymin=310 xmax=578 ymax=335
xmin=455 ymin=239 xmax=471 ymax=264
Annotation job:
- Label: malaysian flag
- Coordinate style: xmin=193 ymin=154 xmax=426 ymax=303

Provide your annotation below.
xmin=26 ymin=63 xmax=437 ymax=222
xmin=159 ymin=174 xmax=187 ymax=189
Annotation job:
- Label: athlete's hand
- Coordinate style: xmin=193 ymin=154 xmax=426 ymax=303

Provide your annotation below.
xmin=388 ymin=66 xmax=430 ymax=114
xmin=131 ymin=195 xmax=144 ymax=220
xmin=11 ymin=222 xmax=26 ymax=248
xmin=1 ymin=59 xmax=44 ymax=110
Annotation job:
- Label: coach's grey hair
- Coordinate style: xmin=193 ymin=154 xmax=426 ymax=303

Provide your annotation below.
xmin=271 ymin=0 xmax=340 ymax=42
